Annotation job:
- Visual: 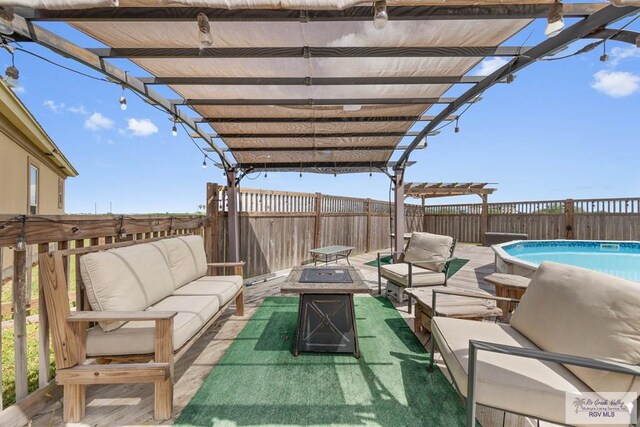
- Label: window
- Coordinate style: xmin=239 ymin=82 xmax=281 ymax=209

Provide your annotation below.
xmin=58 ymin=178 xmax=64 ymax=210
xmin=29 ymin=164 xmax=38 ymax=215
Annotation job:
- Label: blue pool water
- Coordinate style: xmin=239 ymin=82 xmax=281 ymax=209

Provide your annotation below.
xmin=502 ymin=241 xmax=640 ymax=282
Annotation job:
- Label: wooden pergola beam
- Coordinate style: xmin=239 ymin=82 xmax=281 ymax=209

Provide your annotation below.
xmin=139 ymin=76 xmax=494 ymax=86
xmin=171 ymin=97 xmax=475 ymax=106
xmin=89 ymin=46 xmax=530 ymax=59
xmin=15 ymin=4 xmax=606 ymax=21
xmin=195 ymin=116 xmax=458 ymax=123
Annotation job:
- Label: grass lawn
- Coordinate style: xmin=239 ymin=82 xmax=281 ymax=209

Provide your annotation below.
xmin=1 ymin=322 xmax=55 ymax=407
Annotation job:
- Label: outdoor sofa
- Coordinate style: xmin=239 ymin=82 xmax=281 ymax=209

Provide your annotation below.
xmin=40 ymin=235 xmax=245 ymax=422
xmin=430 ymin=261 xmax=640 ymax=426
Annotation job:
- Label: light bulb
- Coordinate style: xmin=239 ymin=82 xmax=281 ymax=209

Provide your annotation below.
xmin=4 ymin=65 xmax=18 ymax=88
xmin=202 ymin=158 xmax=207 ymax=169
xmin=369 ymin=172 xmax=372 ymax=179
xmin=0 ymin=7 xmax=14 ymax=36
xmin=373 ymin=1 xmax=388 ymax=30
xmin=454 ymin=119 xmax=460 ymax=133
xmin=506 ymin=74 xmax=515 ymax=84
xmin=172 ymin=124 xmax=178 ymax=136
xmin=119 ymin=95 xmax=127 ymax=111
xmin=299 ymin=172 xmax=302 ymax=178
xmin=197 ymin=13 xmax=214 ymax=49
xmin=545 ymin=2 xmax=564 ymax=38
xmin=599 ymin=53 xmax=609 ymax=62
xmin=264 ymin=172 xmax=268 ymax=178
xmin=15 ymin=230 xmax=26 ymax=252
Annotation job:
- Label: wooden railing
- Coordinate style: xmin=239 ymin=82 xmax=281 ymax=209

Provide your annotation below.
xmin=424 ymin=197 xmax=640 ymax=243
xmin=208 ymin=185 xmax=424 ymax=277
xmin=0 ymin=214 xmax=206 ymax=421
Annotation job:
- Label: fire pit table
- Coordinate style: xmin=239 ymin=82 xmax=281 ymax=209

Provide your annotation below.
xmin=281 ymin=266 xmax=370 ymax=358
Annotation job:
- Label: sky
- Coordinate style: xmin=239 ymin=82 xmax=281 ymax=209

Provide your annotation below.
xmin=5 ymin=12 xmax=640 ymax=214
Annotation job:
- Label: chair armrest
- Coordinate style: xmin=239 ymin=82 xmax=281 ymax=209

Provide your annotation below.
xmin=465 ymin=340 xmax=640 ymax=426
xmin=67 ymin=311 xmax=177 ymax=323
xmin=207 ymin=262 xmax=246 ymax=267
xmin=432 ymin=289 xmax=520 ymax=304
xmin=377 ymin=251 xmax=403 ymax=257
xmin=404 ymin=256 xmax=456 ymax=266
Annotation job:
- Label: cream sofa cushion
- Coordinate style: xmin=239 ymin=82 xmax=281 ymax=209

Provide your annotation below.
xmin=86 ymin=294 xmax=220 ymax=356
xmin=174 ymin=276 xmax=242 ymax=306
xmin=511 ymin=261 xmax=640 ymax=398
xmin=152 ymin=235 xmax=208 ymax=289
xmin=432 ymin=317 xmax=594 ymax=425
xmin=403 ymin=232 xmax=453 ymax=272
xmin=80 ymin=243 xmax=174 ymax=332
xmin=380 ymin=262 xmax=446 ymax=287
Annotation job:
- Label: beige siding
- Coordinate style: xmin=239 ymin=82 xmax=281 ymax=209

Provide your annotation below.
xmin=0 ymin=115 xmax=67 ymax=270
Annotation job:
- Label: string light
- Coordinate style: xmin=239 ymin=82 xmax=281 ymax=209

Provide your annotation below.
xmin=197 ymin=13 xmax=214 ymax=49
xmin=119 ymin=83 xmax=127 ymax=111
xmin=4 ymin=63 xmax=18 ymax=88
xmin=299 ymin=171 xmax=302 ymax=178
xmin=454 ymin=118 xmax=460 ymax=134
xmin=545 ymin=1 xmax=564 ymax=38
xmin=373 ymin=1 xmax=388 ymax=30
xmin=264 ymin=171 xmax=268 ymax=178
xmin=15 ymin=217 xmax=26 ymax=252
xmin=0 ymin=7 xmax=14 ymax=36
xmin=599 ymin=41 xmax=608 ymax=62
xmin=202 ymin=156 xmax=207 ymax=169
xmin=506 ymin=73 xmax=515 ymax=84
xmin=171 ymin=123 xmax=178 ymax=137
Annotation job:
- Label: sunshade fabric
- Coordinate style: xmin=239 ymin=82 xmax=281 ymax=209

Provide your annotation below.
xmin=67 ymin=9 xmax=532 ymax=171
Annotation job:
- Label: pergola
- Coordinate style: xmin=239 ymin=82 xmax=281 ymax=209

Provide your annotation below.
xmin=2 ymin=0 xmax=639 ymax=258
xmin=405 ymin=182 xmax=496 ymax=243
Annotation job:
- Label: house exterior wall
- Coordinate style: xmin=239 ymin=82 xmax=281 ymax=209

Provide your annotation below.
xmin=0 ymin=114 xmax=68 ymax=270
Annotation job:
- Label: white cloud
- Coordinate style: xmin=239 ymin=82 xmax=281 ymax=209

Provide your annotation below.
xmin=474 ymin=57 xmax=508 ymax=76
xmin=610 ymin=46 xmax=640 ymax=66
xmin=43 ymin=99 xmax=65 ymax=113
xmin=591 ymin=70 xmax=640 ymax=98
xmin=84 ymin=112 xmax=114 ymax=131
xmin=68 ymin=104 xmax=89 ymax=115
xmin=127 ymin=118 xmax=158 ymax=137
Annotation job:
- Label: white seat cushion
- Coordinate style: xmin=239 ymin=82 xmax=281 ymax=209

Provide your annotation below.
xmin=152 ymin=235 xmax=208 ymax=289
xmin=380 ymin=262 xmax=446 ymax=287
xmin=511 ymin=261 xmax=640 ymax=398
xmin=403 ymin=232 xmax=453 ymax=272
xmin=432 ymin=317 xmax=594 ymax=425
xmin=173 ymin=275 xmax=242 ymax=306
xmin=86 ymin=294 xmax=220 ymax=356
xmin=80 ymin=243 xmax=174 ymax=332
xmin=406 ymin=286 xmax=502 ymax=319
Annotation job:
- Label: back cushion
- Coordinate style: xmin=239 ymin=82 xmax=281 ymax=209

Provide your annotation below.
xmin=403 ymin=232 xmax=454 ymax=272
xmin=511 ymin=262 xmax=640 ymax=398
xmin=80 ymin=243 xmax=174 ymax=332
xmin=153 ymin=235 xmax=208 ymax=289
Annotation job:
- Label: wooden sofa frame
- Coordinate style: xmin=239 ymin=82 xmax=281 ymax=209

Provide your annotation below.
xmin=39 ymin=239 xmax=245 ymax=423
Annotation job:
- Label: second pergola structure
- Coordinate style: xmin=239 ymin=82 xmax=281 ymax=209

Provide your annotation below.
xmin=402 ymin=182 xmax=497 ymax=245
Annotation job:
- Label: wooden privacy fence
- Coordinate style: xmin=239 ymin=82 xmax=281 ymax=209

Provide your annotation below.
xmin=0 ymin=214 xmax=206 ymax=422
xmin=424 ymin=197 xmax=640 ymax=243
xmin=207 ymin=184 xmax=424 ymax=278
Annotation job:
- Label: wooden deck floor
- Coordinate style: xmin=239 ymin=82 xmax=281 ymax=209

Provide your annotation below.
xmin=30 ymin=244 xmax=538 ymax=427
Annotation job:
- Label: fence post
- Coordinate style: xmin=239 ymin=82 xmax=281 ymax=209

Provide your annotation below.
xmin=13 ymin=247 xmax=28 ymax=400
xmin=480 ymin=194 xmax=489 ymax=245
xmin=206 ymin=183 xmax=219 ymax=274
xmin=366 ymin=198 xmax=372 ymax=253
xmin=314 ymin=193 xmax=322 ymax=248
xmin=565 ymin=199 xmax=574 ymax=239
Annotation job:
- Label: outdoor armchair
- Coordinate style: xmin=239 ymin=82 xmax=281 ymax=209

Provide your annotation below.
xmin=377 ymin=232 xmax=457 ymax=313
xmin=429 ymin=262 xmax=640 ymax=426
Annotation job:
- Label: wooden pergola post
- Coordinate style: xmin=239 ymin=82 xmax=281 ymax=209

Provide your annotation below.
xmin=205 ymin=183 xmax=219 ymax=273
xmin=421 ymin=196 xmax=426 ymax=232
xmin=393 ymin=167 xmax=405 ymax=260
xmin=480 ymin=193 xmax=489 ymax=245
xmin=226 ymin=170 xmax=240 ymax=262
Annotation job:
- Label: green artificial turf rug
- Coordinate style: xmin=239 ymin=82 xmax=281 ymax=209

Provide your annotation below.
xmin=364 ymin=257 xmax=470 ymax=279
xmin=176 ymin=296 xmax=468 ymax=427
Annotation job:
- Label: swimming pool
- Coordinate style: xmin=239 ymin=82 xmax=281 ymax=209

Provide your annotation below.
xmin=492 ymin=240 xmax=640 ymax=282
